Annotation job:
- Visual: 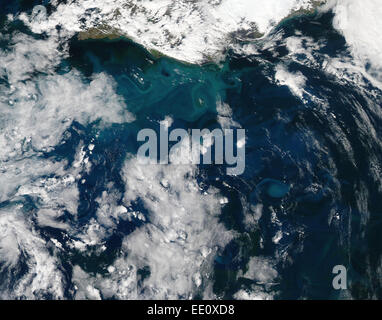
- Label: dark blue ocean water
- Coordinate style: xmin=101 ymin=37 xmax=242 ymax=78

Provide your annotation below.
xmin=1 ymin=1 xmax=382 ymax=300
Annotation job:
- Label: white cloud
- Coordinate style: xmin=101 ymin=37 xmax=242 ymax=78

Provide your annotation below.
xmin=0 ymin=26 xmax=135 ymax=299
xmin=233 ymin=256 xmax=278 ymax=300
xmin=70 ymin=146 xmax=233 ymax=299
xmin=275 ymin=64 xmax=307 ymax=99
xmin=234 ymin=287 xmax=274 ymax=300
xmin=21 ymin=1 xmax=323 ymax=64
xmin=242 ymin=256 xmax=278 ymax=283
xmin=0 ymin=205 xmax=64 ymax=299
xmin=117 ymin=154 xmax=233 ymax=299
xmin=0 ymin=30 xmax=133 ymax=156
xmin=331 ymin=0 xmax=382 ymax=80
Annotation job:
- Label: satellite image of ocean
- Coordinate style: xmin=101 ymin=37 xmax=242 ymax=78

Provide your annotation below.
xmin=0 ymin=0 xmax=382 ymax=300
